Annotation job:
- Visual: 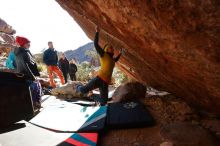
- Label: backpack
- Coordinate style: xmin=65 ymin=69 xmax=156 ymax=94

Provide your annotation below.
xmin=0 ymin=72 xmax=34 ymax=126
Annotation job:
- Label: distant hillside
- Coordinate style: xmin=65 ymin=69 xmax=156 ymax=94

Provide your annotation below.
xmin=65 ymin=42 xmax=95 ymax=63
xmin=34 ymin=42 xmax=99 ymax=66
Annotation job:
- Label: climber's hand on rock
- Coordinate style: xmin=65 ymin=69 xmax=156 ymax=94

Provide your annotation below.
xmin=120 ymin=48 xmax=125 ymax=55
xmin=95 ymin=26 xmax=100 ymax=32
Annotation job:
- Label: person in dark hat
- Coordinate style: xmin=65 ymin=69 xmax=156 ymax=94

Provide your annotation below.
xmin=69 ymin=59 xmax=77 ymax=81
xmin=58 ymin=53 xmax=69 ymax=83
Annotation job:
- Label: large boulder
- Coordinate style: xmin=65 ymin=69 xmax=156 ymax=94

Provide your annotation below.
xmin=111 ymin=81 xmax=146 ymax=102
xmin=50 ymin=81 xmax=90 ymax=99
xmin=56 ymin=0 xmax=220 ymax=114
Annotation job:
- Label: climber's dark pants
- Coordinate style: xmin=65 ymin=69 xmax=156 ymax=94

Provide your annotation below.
xmin=77 ymin=76 xmax=108 ymax=105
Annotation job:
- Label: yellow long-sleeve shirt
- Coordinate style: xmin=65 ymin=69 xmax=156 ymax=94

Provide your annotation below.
xmin=98 ymin=53 xmax=115 ymax=84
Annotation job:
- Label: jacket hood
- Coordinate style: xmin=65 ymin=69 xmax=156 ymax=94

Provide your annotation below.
xmin=14 ymin=47 xmax=25 ymax=56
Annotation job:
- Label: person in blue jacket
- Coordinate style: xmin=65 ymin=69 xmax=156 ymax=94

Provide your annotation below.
xmin=6 ymin=48 xmax=16 ymax=70
xmin=43 ymin=41 xmax=65 ymax=87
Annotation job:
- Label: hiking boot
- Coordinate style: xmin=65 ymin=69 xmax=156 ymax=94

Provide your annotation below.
xmin=42 ymin=88 xmax=52 ymax=95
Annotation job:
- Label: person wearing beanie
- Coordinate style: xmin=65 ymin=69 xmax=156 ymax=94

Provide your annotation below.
xmin=14 ymin=36 xmax=40 ymax=80
xmin=14 ymin=36 xmax=41 ymax=109
xmin=76 ymin=26 xmax=123 ymax=105
xmin=43 ymin=41 xmax=65 ymax=88
xmin=15 ymin=36 xmax=30 ymax=48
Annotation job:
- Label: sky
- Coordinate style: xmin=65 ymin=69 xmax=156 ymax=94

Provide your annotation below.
xmin=0 ymin=0 xmax=91 ymax=54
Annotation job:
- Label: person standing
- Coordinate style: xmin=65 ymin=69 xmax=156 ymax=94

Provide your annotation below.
xmin=77 ymin=26 xmax=122 ymax=105
xmin=14 ymin=36 xmax=41 ymax=109
xmin=69 ymin=59 xmax=77 ymax=81
xmin=14 ymin=36 xmax=40 ymax=80
xmin=43 ymin=41 xmax=65 ymax=88
xmin=58 ymin=53 xmax=69 ymax=83
xmin=6 ymin=48 xmax=16 ymax=70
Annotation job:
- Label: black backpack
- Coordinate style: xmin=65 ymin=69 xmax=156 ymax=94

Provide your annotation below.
xmin=0 ymin=72 xmax=34 ymax=127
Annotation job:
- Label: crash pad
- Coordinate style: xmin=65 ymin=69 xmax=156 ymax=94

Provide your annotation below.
xmin=107 ymin=101 xmax=154 ymax=128
xmin=30 ymin=97 xmax=106 ymax=132
xmin=57 ymin=133 xmax=98 ymax=146
xmin=0 ymin=121 xmax=72 ymax=146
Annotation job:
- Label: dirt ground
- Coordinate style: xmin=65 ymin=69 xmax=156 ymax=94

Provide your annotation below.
xmin=99 ymin=92 xmax=220 ymax=146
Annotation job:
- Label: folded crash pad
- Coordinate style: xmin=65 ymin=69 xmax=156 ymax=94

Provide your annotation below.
xmin=107 ymin=101 xmax=154 ymax=128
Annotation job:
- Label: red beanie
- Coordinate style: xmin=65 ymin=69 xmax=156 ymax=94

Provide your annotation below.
xmin=16 ymin=36 xmax=30 ymax=47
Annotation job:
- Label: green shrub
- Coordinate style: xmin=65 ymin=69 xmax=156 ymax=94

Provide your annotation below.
xmin=112 ymin=67 xmax=128 ymax=86
xmin=76 ymin=62 xmax=128 ymax=86
xmin=37 ymin=63 xmax=47 ymax=72
xmin=76 ymin=61 xmax=93 ymax=81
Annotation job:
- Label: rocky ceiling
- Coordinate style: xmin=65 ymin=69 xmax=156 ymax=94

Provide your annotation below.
xmin=56 ymin=0 xmax=220 ymax=114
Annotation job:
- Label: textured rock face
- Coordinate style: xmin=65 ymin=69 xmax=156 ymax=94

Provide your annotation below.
xmin=56 ymin=0 xmax=220 ymax=114
xmin=160 ymin=122 xmax=219 ymax=146
xmin=0 ymin=18 xmax=16 ymax=49
xmin=0 ymin=18 xmax=15 ymax=34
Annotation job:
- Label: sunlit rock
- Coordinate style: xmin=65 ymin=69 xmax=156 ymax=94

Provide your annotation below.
xmin=0 ymin=18 xmax=16 ymax=52
xmin=57 ymin=0 xmax=220 ymax=114
xmin=50 ymin=81 xmax=90 ymax=99
xmin=0 ymin=18 xmax=16 ymax=34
